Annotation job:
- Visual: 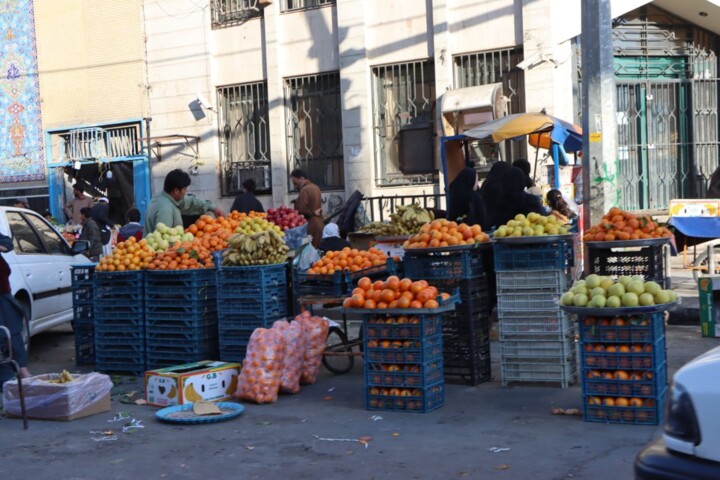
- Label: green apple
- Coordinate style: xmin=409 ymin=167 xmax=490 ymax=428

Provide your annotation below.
xmin=654 ymin=290 xmax=671 ymax=304
xmin=573 ymin=280 xmax=587 ymax=287
xmin=631 ymin=275 xmax=646 ymax=284
xmin=561 ymin=292 xmax=576 ymax=306
xmin=585 ymin=274 xmax=601 ymax=289
xmin=618 ymin=276 xmax=633 ymax=287
xmin=573 ymin=294 xmax=589 ymax=307
xmin=606 ymin=295 xmax=622 ymax=308
xmin=495 ymin=226 xmax=507 ymax=238
xmin=600 ymin=278 xmax=615 ymax=290
xmin=626 ymin=281 xmax=645 ymax=295
xmin=590 ymin=287 xmax=607 ymax=299
xmin=639 ymin=293 xmax=655 ymax=306
xmin=607 ymin=283 xmax=626 ymax=297
xmin=667 ymin=290 xmax=678 ymax=302
xmin=621 ymin=292 xmax=639 ymax=307
xmin=573 ymin=285 xmax=589 ymax=296
xmin=591 ymin=295 xmax=607 ymax=308
xmin=515 ymin=214 xmax=526 ymax=222
xmin=643 ymin=281 xmax=662 ymax=296
xmin=522 ymin=226 xmax=535 ymax=236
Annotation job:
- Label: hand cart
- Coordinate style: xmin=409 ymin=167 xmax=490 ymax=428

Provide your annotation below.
xmin=0 ymin=325 xmax=29 ymax=429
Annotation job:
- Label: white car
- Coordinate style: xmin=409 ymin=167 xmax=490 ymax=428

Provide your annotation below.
xmin=635 ymin=345 xmax=720 ymax=479
xmin=0 ymin=206 xmax=89 ymax=349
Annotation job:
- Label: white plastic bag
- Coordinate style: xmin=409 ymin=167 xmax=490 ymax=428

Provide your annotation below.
xmin=236 ymin=328 xmax=285 ymax=404
xmin=272 ymin=319 xmax=305 ymax=394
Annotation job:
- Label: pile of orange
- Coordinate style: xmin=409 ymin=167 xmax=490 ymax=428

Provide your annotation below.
xmin=583 ymin=207 xmax=672 ymax=242
xmin=342 ymin=275 xmax=449 ymax=310
xmin=147 ymin=240 xmax=214 ymax=270
xmin=96 ymin=237 xmax=154 ymax=272
xmin=307 ymin=248 xmax=388 ymax=275
xmin=186 ymin=212 xmax=273 ymax=252
xmin=403 ymin=219 xmax=490 ymax=249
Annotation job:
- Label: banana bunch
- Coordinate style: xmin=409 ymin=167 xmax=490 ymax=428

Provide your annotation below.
xmin=358 ymin=204 xmax=435 ymax=236
xmin=223 ymin=229 xmax=289 ymax=266
xmin=46 ymin=370 xmax=74 ymax=384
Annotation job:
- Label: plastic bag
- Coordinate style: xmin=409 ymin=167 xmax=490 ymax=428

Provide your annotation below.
xmin=272 ymin=319 xmax=305 ymax=394
xmin=2 ymin=372 xmax=112 ymax=420
xmin=236 ymin=328 xmax=285 ymax=404
xmin=296 ymin=243 xmax=321 ymax=271
xmin=295 ymin=312 xmax=330 ymax=385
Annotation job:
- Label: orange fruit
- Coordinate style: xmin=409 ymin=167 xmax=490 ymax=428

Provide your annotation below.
xmin=381 ymin=289 xmax=396 ymax=303
xmin=399 ymin=278 xmax=413 ymax=292
xmin=358 ymin=277 xmax=372 ymax=291
xmin=363 ymin=299 xmax=377 ymax=309
xmin=424 ymin=299 xmax=439 ymax=309
xmin=386 ymin=276 xmax=400 ymax=291
xmin=397 ymin=296 xmax=411 ymax=309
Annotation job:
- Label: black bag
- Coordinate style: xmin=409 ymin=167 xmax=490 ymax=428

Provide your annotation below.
xmin=100 ymin=226 xmax=111 ymax=245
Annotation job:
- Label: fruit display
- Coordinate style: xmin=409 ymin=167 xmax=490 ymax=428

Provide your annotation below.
xmin=342 ymin=276 xmax=450 ymax=310
xmin=493 ymin=212 xmax=570 ymax=238
xmin=358 ymin=203 xmax=435 ymax=236
xmin=583 ymin=207 xmax=672 ymax=242
xmin=307 ymin=247 xmax=388 ymax=275
xmin=234 ymin=216 xmax=285 ymax=237
xmin=403 ymin=219 xmax=490 ymax=249
xmin=96 ymin=237 xmax=155 ymax=272
xmin=266 ymin=206 xmax=307 ymax=231
xmin=560 ymin=274 xmax=678 ymax=308
xmin=145 ymin=223 xmax=194 ymax=252
xmin=221 ymin=230 xmax=289 ymax=266
xmin=147 ymin=240 xmax=214 ymax=270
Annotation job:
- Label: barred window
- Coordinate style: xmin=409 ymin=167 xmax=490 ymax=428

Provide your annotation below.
xmin=282 ymin=0 xmax=335 ymax=12
xmin=371 ymin=60 xmax=437 ymax=187
xmin=284 ymin=72 xmax=344 ymax=190
xmin=217 ymin=82 xmax=271 ymax=196
xmin=211 ymin=0 xmax=263 ymax=27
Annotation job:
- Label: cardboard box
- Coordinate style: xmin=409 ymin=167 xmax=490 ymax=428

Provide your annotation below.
xmin=2 ymin=372 xmax=112 ymax=421
xmin=699 ymin=277 xmax=720 ymax=337
xmin=145 ymin=360 xmax=241 ymax=407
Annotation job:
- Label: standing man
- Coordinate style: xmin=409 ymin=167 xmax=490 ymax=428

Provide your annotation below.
xmin=64 ymin=185 xmax=94 ymax=225
xmin=230 ymin=178 xmax=264 ymax=214
xmin=144 ymin=169 xmax=225 ymax=234
xmin=0 ymin=232 xmax=30 ymax=384
xmin=290 ymin=169 xmax=323 ymax=248
xmin=78 ymin=207 xmax=102 ymax=262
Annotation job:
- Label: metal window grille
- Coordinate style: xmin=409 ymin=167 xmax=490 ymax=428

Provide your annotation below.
xmin=63 ymin=124 xmax=143 ymax=160
xmin=211 ymin=0 xmax=263 ymax=27
xmin=282 ymin=0 xmax=334 ymax=12
xmin=371 ymin=60 xmax=437 ymax=186
xmin=453 ymin=48 xmax=526 ymax=168
xmin=284 ymin=72 xmax=344 ymax=190
xmin=217 ymin=82 xmax=272 ymax=196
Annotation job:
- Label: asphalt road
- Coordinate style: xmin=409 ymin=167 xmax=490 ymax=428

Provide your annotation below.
xmin=1 ymin=321 xmax=717 ymax=480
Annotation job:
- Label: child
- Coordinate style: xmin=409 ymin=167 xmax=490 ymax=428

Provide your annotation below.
xmin=546 ymin=189 xmax=577 ymax=224
xmin=117 ymin=208 xmax=143 ymax=242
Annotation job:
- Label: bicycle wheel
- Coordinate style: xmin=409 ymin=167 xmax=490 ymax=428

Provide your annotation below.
xmin=322 ymin=326 xmax=354 ymax=375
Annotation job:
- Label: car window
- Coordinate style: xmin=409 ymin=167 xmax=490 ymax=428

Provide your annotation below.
xmin=25 ymin=213 xmax=67 ymax=255
xmin=6 ymin=212 xmax=46 ymax=254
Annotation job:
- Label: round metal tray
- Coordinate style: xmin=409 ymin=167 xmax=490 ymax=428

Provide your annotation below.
xmin=492 ymin=233 xmax=575 ymax=245
xmin=584 ymin=237 xmax=670 ymax=248
xmin=155 ymin=402 xmax=245 ymax=424
xmin=559 ymin=300 xmax=679 ymax=316
xmin=403 ymin=241 xmax=492 ymax=254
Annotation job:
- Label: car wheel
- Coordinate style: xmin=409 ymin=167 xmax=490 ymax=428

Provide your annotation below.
xmin=14 ymin=298 xmax=31 ymax=354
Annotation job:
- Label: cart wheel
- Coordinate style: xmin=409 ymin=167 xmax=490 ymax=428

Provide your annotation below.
xmin=693 ymin=243 xmax=720 ymax=283
xmin=322 ymin=326 xmax=354 ymax=375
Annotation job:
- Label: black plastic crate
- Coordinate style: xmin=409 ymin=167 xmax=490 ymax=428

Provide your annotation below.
xmin=365 ymin=360 xmax=443 ymax=389
xmin=431 ymin=276 xmax=489 ymax=316
xmin=94 ymin=311 xmax=144 ymax=329
xmin=493 ymin=240 xmax=573 ymax=272
xmin=73 ymin=324 xmax=95 ymax=366
xmin=403 ymin=249 xmax=484 ymax=280
xmin=587 ymin=244 xmax=667 ymax=286
xmin=443 ymin=330 xmax=491 ymax=385
xmin=366 ymin=382 xmax=444 ymax=413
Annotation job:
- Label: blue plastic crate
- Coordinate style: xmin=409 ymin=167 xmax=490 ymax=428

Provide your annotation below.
xmin=71 ymin=264 xmax=96 ymax=286
xmin=72 ymin=286 xmax=94 ymax=304
xmin=94 ymin=311 xmax=144 ymax=328
xmin=217 ymin=292 xmax=287 ymax=315
xmin=145 ymin=270 xmax=217 ymax=301
xmin=363 ymin=313 xmax=443 ymax=339
xmin=219 ymin=343 xmax=249 ymax=363
xmin=579 ymin=312 xmax=665 ymax=343
xmin=146 ymin=335 xmax=217 ymax=350
xmin=365 ymin=360 xmax=443 ymax=388
xmin=95 ymin=328 xmax=145 ymax=343
xmin=583 ymin=388 xmax=667 ymax=425
xmin=582 ymin=363 xmax=668 ymax=398
xmin=95 ymin=357 xmax=146 ymax=376
xmin=581 ymin=335 xmax=666 ymax=371
xmin=146 ymin=325 xmax=218 ymax=342
xmin=217 ymin=309 xmax=286 ymax=330
xmin=73 ymin=324 xmax=95 ymax=366
xmin=95 ymin=340 xmax=145 ymax=353
xmin=493 ymin=240 xmax=573 ymax=271
xmin=72 ymin=303 xmax=94 ymax=326
xmin=403 ymin=249 xmax=484 ymax=280
xmin=218 ymin=326 xmax=257 ymax=346
xmin=365 ymin=334 xmax=443 ymax=364
xmin=95 ymin=270 xmax=144 ymax=288
xmin=146 ymin=343 xmax=217 ymax=358
xmin=365 ymin=382 xmax=444 ymax=413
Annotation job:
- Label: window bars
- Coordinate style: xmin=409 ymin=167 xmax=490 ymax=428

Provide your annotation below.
xmin=217 ymin=82 xmax=272 ymax=196
xmin=284 ymin=72 xmax=344 ymax=190
xmin=211 ymin=0 xmax=263 ymax=27
xmin=371 ymin=60 xmax=436 ymax=186
xmin=282 ymin=0 xmax=335 ymax=12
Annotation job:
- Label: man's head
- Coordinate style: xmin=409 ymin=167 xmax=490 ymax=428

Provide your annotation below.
xmin=98 ymin=197 xmax=109 ymax=204
xmin=290 ymin=169 xmax=308 ymax=190
xmin=163 ymin=169 xmax=192 ymax=201
xmin=14 ymin=197 xmax=29 ymax=209
xmin=126 ymin=208 xmax=141 ymax=223
xmin=80 ymin=207 xmax=92 ymax=221
xmin=242 ymin=178 xmax=257 ymax=194
xmin=73 ymin=185 xmax=84 ymax=198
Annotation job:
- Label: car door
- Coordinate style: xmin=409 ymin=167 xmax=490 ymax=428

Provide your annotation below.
xmin=23 ymin=212 xmax=76 ymax=316
xmin=5 ymin=211 xmax=63 ymax=321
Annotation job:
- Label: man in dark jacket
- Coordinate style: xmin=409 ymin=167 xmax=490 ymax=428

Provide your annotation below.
xmin=0 ymin=232 xmax=30 ymax=384
xmin=79 ymin=207 xmax=102 ymax=261
xmin=231 ymin=178 xmax=264 ymax=214
xmin=117 ymin=208 xmax=143 ymax=242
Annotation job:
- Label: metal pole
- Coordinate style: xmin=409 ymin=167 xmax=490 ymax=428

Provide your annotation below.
xmin=581 ymin=0 xmax=618 ymax=229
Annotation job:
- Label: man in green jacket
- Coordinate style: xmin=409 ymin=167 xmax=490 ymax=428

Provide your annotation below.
xmin=144 ymin=169 xmax=225 ymax=234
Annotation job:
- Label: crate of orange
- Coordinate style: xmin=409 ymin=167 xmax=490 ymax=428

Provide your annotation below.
xmin=340 ymin=276 xmax=459 ymax=314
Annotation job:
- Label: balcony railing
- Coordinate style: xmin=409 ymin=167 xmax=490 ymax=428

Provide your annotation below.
xmin=211 ymin=0 xmax=264 ymax=27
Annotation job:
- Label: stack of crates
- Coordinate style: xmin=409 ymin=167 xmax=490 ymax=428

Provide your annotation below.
xmin=144 ymin=269 xmax=218 ymax=370
xmin=93 ymin=271 xmax=145 ymax=375
xmin=579 ymin=312 xmax=667 ymax=425
xmin=217 ymin=263 xmax=288 ymax=362
xmin=494 ymin=239 xmax=577 ymax=388
xmin=403 ymin=248 xmax=491 ymax=385
xmin=363 ymin=311 xmax=445 ymax=413
xmin=587 ymin=241 xmax=670 ymax=288
xmin=71 ymin=264 xmax=96 ymax=365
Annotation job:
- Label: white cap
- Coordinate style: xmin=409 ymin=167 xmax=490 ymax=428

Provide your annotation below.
xmin=98 ymin=197 xmax=109 ymax=203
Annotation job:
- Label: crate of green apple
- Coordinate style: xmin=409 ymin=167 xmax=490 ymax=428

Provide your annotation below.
xmin=559 ymin=274 xmax=679 ymax=315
